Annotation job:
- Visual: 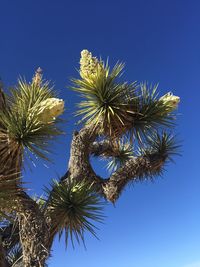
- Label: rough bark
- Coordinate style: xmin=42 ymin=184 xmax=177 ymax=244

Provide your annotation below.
xmin=17 ymin=192 xmax=49 ymax=267
xmin=1 ymin=86 xmax=169 ymax=266
xmin=67 ymin=126 xmax=104 ymax=191
xmin=66 ymin=126 xmax=167 ymax=202
xmin=102 ymin=154 xmax=165 ymax=202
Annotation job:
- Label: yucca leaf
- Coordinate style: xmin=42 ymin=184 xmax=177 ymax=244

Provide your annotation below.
xmin=0 ymin=77 xmax=64 ymax=164
xmin=45 ymin=179 xmax=104 ymax=248
xmin=73 ymin=50 xmax=179 ymax=143
xmin=127 ymin=83 xmax=177 ymax=143
xmin=105 ymin=140 xmax=134 ymax=172
xmin=72 ymin=57 xmax=137 ymax=137
xmin=138 ymin=131 xmax=180 ymax=162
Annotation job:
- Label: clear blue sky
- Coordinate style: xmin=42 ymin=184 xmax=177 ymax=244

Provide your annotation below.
xmin=1 ymin=1 xmax=200 ymax=267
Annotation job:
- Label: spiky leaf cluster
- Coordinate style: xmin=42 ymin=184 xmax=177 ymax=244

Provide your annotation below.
xmin=72 ymin=50 xmax=179 ymax=143
xmin=0 ymin=76 xmax=64 ymax=162
xmin=72 ymin=57 xmax=137 ymax=137
xmin=105 ymin=140 xmax=134 ymax=172
xmin=127 ymin=83 xmax=178 ymax=142
xmin=139 ymin=132 xmax=180 ymax=162
xmin=45 ymin=179 xmax=104 ymax=247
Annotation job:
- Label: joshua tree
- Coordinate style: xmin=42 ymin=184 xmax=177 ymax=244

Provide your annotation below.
xmin=0 ymin=50 xmax=180 ymax=267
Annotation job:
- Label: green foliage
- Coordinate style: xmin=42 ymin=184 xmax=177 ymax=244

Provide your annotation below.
xmin=72 ymin=62 xmax=137 ymax=137
xmin=105 ymin=140 xmax=134 ymax=172
xmin=139 ymin=131 xmax=180 ymax=162
xmin=0 ymin=51 xmax=180 ymax=260
xmin=72 ymin=55 xmax=177 ymax=145
xmin=45 ymin=179 xmax=104 ymax=248
xmin=128 ymin=83 xmax=176 ymax=142
xmin=0 ymin=79 xmax=63 ymax=162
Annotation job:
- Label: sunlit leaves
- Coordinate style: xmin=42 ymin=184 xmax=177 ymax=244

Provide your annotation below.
xmin=45 ymin=179 xmax=104 ymax=248
xmin=127 ymin=83 xmax=177 ymax=143
xmin=72 ymin=61 xmax=137 ymax=137
xmin=106 ymin=140 xmax=134 ymax=172
xmin=72 ymin=50 xmax=179 ymax=144
xmin=0 ymin=78 xmax=64 ymax=162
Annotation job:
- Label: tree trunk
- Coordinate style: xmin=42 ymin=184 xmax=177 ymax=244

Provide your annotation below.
xmin=17 ymin=193 xmax=50 ymax=267
xmin=0 ymin=86 xmax=171 ymax=266
xmin=0 ymin=89 xmax=50 ymax=267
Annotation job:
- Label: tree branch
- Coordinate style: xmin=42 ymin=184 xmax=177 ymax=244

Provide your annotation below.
xmin=68 ymin=126 xmax=104 ymax=185
xmin=65 ymin=125 xmax=168 ymax=203
xmin=102 ymin=152 xmax=166 ymax=202
xmin=89 ymin=140 xmax=119 ymax=157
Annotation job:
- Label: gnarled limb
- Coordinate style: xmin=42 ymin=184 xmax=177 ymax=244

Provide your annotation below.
xmin=67 ymin=126 xmax=168 ymax=203
xmin=68 ymin=126 xmax=104 ymax=186
xmin=102 ymin=153 xmax=165 ymax=202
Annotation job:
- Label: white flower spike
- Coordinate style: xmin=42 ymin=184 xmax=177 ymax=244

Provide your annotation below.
xmin=31 ymin=98 xmax=64 ymax=123
xmin=80 ymin=49 xmax=102 ymax=79
xmin=159 ymin=92 xmax=180 ymax=112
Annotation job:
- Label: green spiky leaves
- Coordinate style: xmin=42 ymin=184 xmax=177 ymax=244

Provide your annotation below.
xmin=72 ymin=56 xmax=137 ymax=137
xmin=128 ymin=83 xmax=178 ymax=142
xmin=0 ymin=71 xmax=64 ymax=162
xmin=72 ymin=50 xmax=180 ymax=142
xmin=106 ymin=140 xmax=134 ymax=172
xmin=139 ymin=132 xmax=180 ymax=162
xmin=45 ymin=179 xmax=104 ymax=247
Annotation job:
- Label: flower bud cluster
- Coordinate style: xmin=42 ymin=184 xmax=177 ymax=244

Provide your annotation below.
xmin=80 ymin=49 xmax=101 ymax=79
xmin=31 ymin=98 xmax=64 ymax=123
xmin=159 ymin=92 xmax=180 ymax=112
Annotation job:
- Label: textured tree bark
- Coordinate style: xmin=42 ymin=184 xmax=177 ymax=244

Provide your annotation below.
xmin=17 ymin=193 xmax=50 ymax=267
xmin=0 ymin=179 xmax=50 ymax=266
xmin=0 ymin=195 xmax=51 ymax=267
xmin=101 ymin=155 xmax=165 ymax=202
xmin=66 ymin=126 xmax=167 ymax=202
xmin=1 ymin=87 xmax=170 ymax=266
xmin=67 ymin=126 xmax=104 ymax=192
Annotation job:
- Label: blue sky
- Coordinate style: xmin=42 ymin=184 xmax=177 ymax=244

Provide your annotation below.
xmin=1 ymin=0 xmax=200 ymax=266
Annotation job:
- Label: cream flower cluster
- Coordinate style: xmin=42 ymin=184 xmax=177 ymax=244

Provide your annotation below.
xmin=159 ymin=92 xmax=180 ymax=112
xmin=31 ymin=98 xmax=64 ymax=123
xmin=32 ymin=67 xmax=43 ymax=86
xmin=80 ymin=49 xmax=101 ymax=79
